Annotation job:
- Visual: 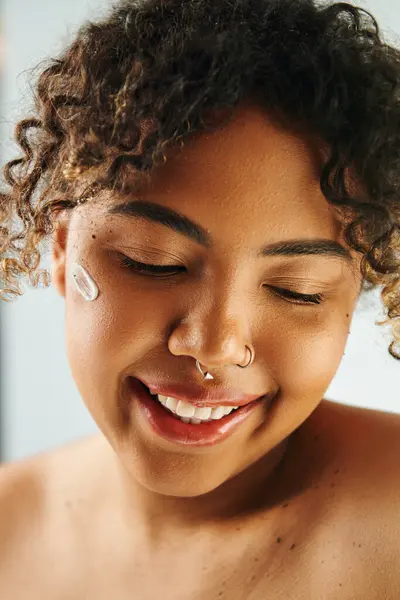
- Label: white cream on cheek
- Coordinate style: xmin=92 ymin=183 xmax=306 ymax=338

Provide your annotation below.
xmin=71 ymin=262 xmax=100 ymax=301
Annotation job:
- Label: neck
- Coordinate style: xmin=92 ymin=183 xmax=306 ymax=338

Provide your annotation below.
xmin=103 ymin=435 xmax=296 ymax=544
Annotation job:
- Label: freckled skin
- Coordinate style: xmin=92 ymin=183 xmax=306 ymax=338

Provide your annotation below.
xmin=4 ymin=103 xmax=400 ymax=599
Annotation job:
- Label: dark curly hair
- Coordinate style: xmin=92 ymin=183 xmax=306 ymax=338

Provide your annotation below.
xmin=1 ymin=0 xmax=400 ymax=358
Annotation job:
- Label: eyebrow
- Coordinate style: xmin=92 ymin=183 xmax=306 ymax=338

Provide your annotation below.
xmin=107 ymin=199 xmax=353 ymax=262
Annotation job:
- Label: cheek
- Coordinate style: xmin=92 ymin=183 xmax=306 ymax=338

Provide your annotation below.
xmin=64 ymin=295 xmax=120 ymax=414
xmin=64 ymin=275 xmax=178 ymax=437
xmin=269 ymin=311 xmax=349 ymax=398
xmin=64 ymin=279 xmax=167 ymax=385
xmin=64 ymin=290 xmax=142 ymax=435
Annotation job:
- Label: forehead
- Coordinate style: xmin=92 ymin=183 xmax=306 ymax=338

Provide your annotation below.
xmin=151 ymin=103 xmax=325 ymax=188
xmin=83 ymin=102 xmax=362 ymax=269
xmin=126 ymin=104 xmax=341 ymax=239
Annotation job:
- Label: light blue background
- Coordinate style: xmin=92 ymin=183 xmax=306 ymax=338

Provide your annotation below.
xmin=0 ymin=0 xmax=399 ymax=461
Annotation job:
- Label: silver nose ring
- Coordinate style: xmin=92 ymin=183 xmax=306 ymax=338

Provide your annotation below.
xmin=196 ymin=345 xmax=253 ymax=380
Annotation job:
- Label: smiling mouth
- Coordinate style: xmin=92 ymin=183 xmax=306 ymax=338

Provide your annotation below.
xmin=148 ymin=390 xmax=243 ymax=424
xmin=128 ymin=377 xmax=273 ymax=446
xmin=139 ymin=379 xmax=264 ymax=425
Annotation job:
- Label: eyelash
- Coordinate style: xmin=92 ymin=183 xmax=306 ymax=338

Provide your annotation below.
xmin=118 ymin=256 xmax=325 ymax=305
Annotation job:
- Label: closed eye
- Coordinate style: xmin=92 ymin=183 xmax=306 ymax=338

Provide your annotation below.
xmin=267 ymin=286 xmax=324 ymax=305
xmin=118 ymin=255 xmax=185 ymax=276
xmin=118 ymin=256 xmax=325 ymax=305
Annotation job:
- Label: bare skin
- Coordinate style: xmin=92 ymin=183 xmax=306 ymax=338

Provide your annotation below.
xmin=0 ymin=102 xmax=399 ymax=598
xmin=0 ymin=400 xmax=400 ymax=599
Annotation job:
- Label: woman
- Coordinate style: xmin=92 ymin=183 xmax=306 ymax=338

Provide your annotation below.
xmin=0 ymin=0 xmax=399 ymax=597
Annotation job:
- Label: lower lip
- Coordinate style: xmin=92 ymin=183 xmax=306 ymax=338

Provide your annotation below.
xmin=128 ymin=377 xmax=267 ymax=447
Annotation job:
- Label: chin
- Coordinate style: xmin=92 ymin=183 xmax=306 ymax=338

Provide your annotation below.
xmin=142 ymin=470 xmax=224 ymax=498
xmin=123 ymin=454 xmax=228 ymax=498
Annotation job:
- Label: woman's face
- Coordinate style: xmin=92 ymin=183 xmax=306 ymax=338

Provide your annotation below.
xmin=51 ymin=103 xmax=362 ymax=497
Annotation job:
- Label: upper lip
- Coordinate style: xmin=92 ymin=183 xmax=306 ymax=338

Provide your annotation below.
xmin=135 ymin=376 xmax=265 ymax=408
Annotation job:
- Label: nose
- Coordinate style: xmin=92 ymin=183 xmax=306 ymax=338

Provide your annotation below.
xmin=168 ymin=303 xmax=251 ymax=370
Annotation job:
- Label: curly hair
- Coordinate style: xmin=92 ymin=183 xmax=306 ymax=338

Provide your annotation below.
xmin=1 ymin=0 xmax=400 ymax=358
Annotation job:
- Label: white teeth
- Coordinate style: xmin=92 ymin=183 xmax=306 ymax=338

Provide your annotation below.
xmin=156 ymin=394 xmax=239 ymax=424
xmin=210 ymin=406 xmax=225 ymax=420
xmin=175 ymin=400 xmax=196 ymax=418
xmin=165 ymin=397 xmax=178 ymax=411
xmin=194 ymin=406 xmax=212 ymax=420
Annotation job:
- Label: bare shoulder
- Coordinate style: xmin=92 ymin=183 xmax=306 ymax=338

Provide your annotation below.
xmin=307 ymin=399 xmax=400 ymax=509
xmin=315 ymin=398 xmax=400 ymax=477
xmin=304 ymin=399 xmax=400 ymax=598
xmin=0 ymin=435 xmax=103 ymax=598
xmin=0 ymin=453 xmax=48 ymax=548
xmin=0 ymin=433 xmax=104 ymax=529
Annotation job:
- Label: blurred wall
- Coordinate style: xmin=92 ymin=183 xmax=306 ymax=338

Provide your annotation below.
xmin=0 ymin=0 xmax=399 ymax=462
